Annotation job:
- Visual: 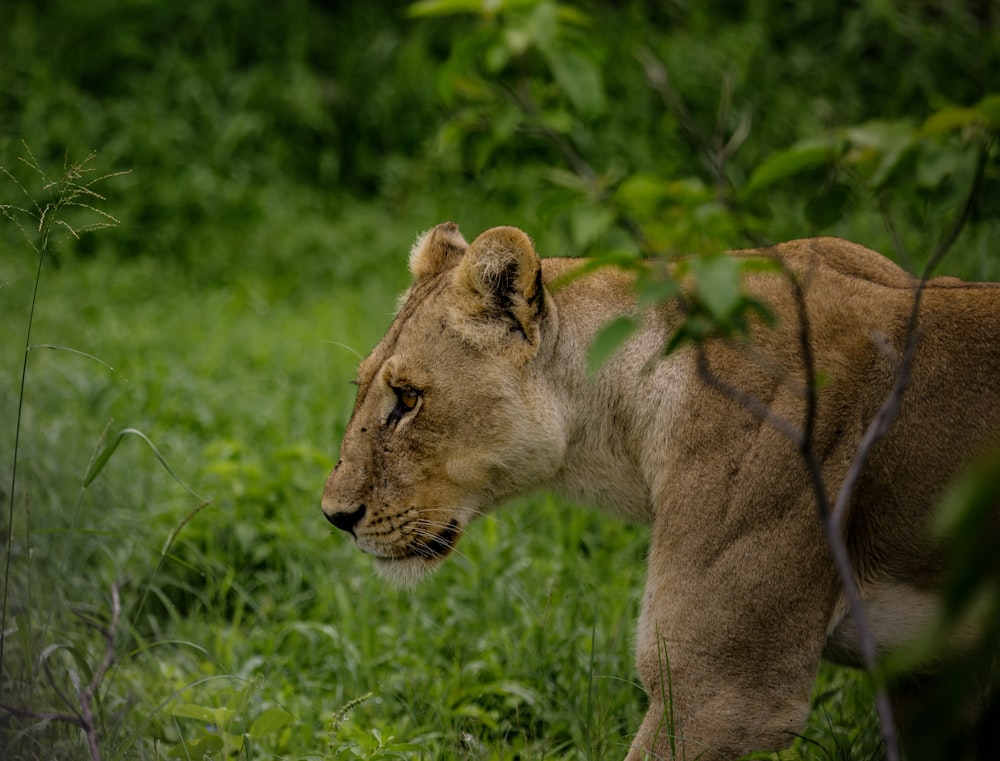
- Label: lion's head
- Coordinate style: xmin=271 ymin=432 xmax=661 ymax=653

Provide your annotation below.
xmin=322 ymin=223 xmax=568 ymax=584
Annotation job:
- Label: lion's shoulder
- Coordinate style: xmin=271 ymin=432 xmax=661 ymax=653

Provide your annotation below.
xmin=744 ymin=237 xmax=916 ymax=290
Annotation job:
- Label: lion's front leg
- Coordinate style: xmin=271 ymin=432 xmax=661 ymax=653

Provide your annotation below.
xmin=625 ymin=507 xmax=839 ymax=760
xmin=624 ymin=673 xmax=811 ymax=761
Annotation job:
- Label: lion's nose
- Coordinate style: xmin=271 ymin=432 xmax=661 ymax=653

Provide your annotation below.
xmin=324 ymin=502 xmax=367 ymax=535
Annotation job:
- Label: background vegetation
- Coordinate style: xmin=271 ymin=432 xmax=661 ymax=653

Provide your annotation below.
xmin=1 ymin=0 xmax=998 ymax=759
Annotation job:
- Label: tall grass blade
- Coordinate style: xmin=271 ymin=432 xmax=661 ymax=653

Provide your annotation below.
xmin=2 ymin=197 xmax=46 ymax=699
xmin=28 ymin=344 xmax=129 ymax=383
xmin=83 ymin=428 xmax=208 ymax=502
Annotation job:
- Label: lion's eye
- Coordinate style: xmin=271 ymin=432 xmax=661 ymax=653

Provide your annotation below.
xmin=398 ymin=387 xmax=419 ymax=410
xmin=387 ymin=386 xmax=421 ymax=426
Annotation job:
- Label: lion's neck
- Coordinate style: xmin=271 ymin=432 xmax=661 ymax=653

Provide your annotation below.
xmin=539 ymin=259 xmax=685 ymax=525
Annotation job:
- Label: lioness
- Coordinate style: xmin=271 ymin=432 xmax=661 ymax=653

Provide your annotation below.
xmin=322 ymin=222 xmax=1000 ymax=760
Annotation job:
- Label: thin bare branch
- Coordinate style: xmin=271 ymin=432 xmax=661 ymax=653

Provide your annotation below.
xmin=636 ymin=47 xmax=705 ymax=152
xmin=0 ymin=701 xmax=86 ymax=728
xmin=0 ymin=584 xmax=122 ymax=760
xmin=878 ymin=193 xmax=912 ymax=272
xmin=785 ymin=259 xmax=903 ymax=760
xmin=511 ymin=81 xmax=597 ymax=184
xmin=41 ymin=650 xmax=85 ymax=723
xmin=637 ymin=46 xmax=766 ymax=248
xmin=924 ymin=141 xmax=991 ymax=277
xmin=694 ymin=348 xmax=803 ymax=445
xmin=76 ymin=582 xmax=122 ymax=761
xmin=831 ymin=141 xmax=990 ymax=530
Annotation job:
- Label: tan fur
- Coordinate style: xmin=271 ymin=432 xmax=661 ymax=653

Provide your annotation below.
xmin=322 ymin=223 xmax=1000 ymax=759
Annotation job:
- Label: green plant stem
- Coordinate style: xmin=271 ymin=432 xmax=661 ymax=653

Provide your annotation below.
xmin=1 ymin=239 xmax=45 ymax=699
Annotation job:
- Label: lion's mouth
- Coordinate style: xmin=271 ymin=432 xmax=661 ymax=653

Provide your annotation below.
xmin=368 ymin=518 xmax=463 ymax=584
xmin=419 ymin=519 xmax=460 ymax=559
xmin=378 ymin=518 xmax=461 ymax=563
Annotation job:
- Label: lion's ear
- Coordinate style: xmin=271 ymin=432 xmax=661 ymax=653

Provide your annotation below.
xmin=454 ymin=226 xmax=545 ymax=345
xmin=409 ymin=222 xmax=469 ymax=279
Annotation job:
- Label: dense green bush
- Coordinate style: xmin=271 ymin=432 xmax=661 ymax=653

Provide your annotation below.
xmin=3 ymin=0 xmax=998 ymax=274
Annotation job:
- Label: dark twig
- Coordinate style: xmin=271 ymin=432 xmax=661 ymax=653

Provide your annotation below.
xmin=78 ymin=582 xmax=122 ymax=761
xmin=831 ymin=141 xmax=990 ymax=530
xmin=635 ymin=47 xmax=705 ymax=157
xmin=694 ymin=350 xmax=802 ymax=445
xmin=784 ymin=259 xmax=901 ymax=759
xmin=0 ymin=701 xmax=86 ymax=728
xmin=636 ymin=46 xmax=764 ymax=248
xmin=511 ymin=83 xmax=598 ymax=184
xmin=878 ymin=194 xmax=913 ymax=274
xmin=821 ymin=139 xmax=988 ymax=759
xmin=42 ymin=649 xmax=85 ymax=724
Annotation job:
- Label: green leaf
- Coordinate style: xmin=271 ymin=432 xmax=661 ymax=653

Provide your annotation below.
xmin=933 ymin=449 xmax=1000 ymax=539
xmin=451 ymin=701 xmax=500 ymax=729
xmin=524 ymin=0 xmax=558 ymax=48
xmin=250 ymin=707 xmax=295 ymax=737
xmin=916 ymin=142 xmax=965 ymax=189
xmin=635 ymin=271 xmax=679 ymax=309
xmin=39 ymin=642 xmax=94 ymax=689
xmin=485 ymin=41 xmax=509 ymax=72
xmin=547 ymin=252 xmax=640 ymax=291
xmin=868 ymin=133 xmax=918 ymax=188
xmin=738 ymin=256 xmax=783 ymax=274
xmin=538 ymin=107 xmax=574 ymax=134
xmin=975 ymin=93 xmax=1000 ymax=127
xmin=171 ymin=703 xmax=218 ymax=723
xmin=544 ymin=167 xmax=592 ymax=192
xmin=83 ymin=432 xmax=125 ymax=488
xmin=407 ymin=0 xmax=490 ymax=18
xmin=544 ymin=47 xmax=605 ymax=117
xmin=922 ymin=106 xmax=980 ymax=136
xmin=569 ymin=204 xmax=615 ymax=247
xmin=167 ymin=734 xmax=224 ymax=758
xmin=615 ymin=173 xmax=668 ymax=216
xmin=932 ymin=449 xmax=1000 ymax=616
xmin=555 ymin=4 xmax=592 ymax=26
xmin=662 ymin=177 xmax=713 ymax=205
xmin=690 ymin=254 xmax=742 ymax=323
xmin=617 ymin=175 xmax=712 ymax=218
xmin=744 ymin=140 xmax=837 ymax=194
xmin=588 ymin=316 xmax=637 ymax=374
xmin=844 ymin=120 xmax=914 ymax=152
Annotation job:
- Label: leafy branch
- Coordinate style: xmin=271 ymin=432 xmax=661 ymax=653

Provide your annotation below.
xmin=694 ymin=137 xmax=990 ymax=761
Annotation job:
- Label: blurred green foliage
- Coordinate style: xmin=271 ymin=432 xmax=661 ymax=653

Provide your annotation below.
xmin=3 ymin=0 xmax=998 ymax=277
xmin=2 ymin=0 xmax=1000 ymax=759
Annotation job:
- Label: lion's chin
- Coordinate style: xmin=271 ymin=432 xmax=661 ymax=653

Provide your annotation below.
xmin=367 ymin=518 xmax=464 ymax=586
xmin=373 ymin=555 xmax=443 ymax=587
